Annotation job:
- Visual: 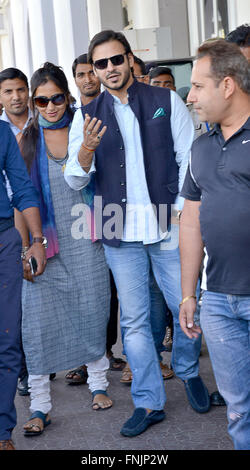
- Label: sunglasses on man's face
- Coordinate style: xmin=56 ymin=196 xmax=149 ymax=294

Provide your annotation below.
xmin=33 ymin=93 xmax=66 ymax=108
xmin=93 ymin=53 xmax=127 ymax=70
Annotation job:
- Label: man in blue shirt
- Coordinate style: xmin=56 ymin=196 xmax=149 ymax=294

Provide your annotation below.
xmin=179 ymin=39 xmax=250 ymax=450
xmin=65 ymin=30 xmax=210 ymax=437
xmin=0 ymin=67 xmax=34 ymax=396
xmin=0 ymin=121 xmax=46 ymax=450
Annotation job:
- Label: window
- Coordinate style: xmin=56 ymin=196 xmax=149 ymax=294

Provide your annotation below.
xmin=199 ymin=0 xmax=229 ymax=41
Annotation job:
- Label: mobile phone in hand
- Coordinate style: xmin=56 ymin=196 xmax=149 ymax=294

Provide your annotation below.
xmin=28 ymin=256 xmax=38 ymax=275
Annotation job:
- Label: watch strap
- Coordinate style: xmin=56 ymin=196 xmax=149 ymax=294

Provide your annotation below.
xmin=32 ymin=236 xmax=47 ymax=248
xmin=33 ymin=237 xmax=44 ymax=244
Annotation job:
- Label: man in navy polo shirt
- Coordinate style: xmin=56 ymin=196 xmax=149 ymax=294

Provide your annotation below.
xmin=0 ymin=121 xmax=46 ymax=450
xmin=65 ymin=30 xmax=211 ymax=438
xmin=179 ymin=39 xmax=250 ymax=450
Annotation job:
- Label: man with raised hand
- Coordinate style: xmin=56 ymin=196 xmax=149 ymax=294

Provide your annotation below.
xmin=65 ymin=30 xmax=209 ymax=437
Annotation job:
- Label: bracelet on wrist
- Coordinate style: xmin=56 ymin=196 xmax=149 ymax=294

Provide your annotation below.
xmin=80 ymin=164 xmax=91 ymax=170
xmin=21 ymin=246 xmax=30 ymax=260
xmin=179 ymin=295 xmax=196 ymax=307
xmin=81 ymin=142 xmax=95 ymax=153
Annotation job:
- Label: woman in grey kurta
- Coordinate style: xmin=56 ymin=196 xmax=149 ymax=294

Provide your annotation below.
xmin=22 ymin=157 xmax=110 ymax=373
xmin=16 ymin=63 xmax=111 ymax=437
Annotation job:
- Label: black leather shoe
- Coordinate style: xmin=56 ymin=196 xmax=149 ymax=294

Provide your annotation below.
xmin=17 ymin=375 xmax=30 ymax=396
xmin=184 ymin=376 xmax=211 ymax=413
xmin=210 ymin=391 xmax=226 ymax=406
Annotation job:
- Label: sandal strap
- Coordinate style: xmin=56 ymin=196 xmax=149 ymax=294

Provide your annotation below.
xmin=26 ymin=423 xmax=42 ymax=431
xmin=92 ymin=389 xmax=108 ymax=398
xmin=29 ymin=411 xmax=48 ymax=422
xmin=66 ymin=366 xmax=88 ymax=379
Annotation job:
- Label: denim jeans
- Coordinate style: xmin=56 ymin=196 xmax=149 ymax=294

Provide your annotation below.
xmin=200 ymin=291 xmax=250 ymax=450
xmin=120 ymin=269 xmax=172 ymax=360
xmin=104 ymin=227 xmax=201 ymax=410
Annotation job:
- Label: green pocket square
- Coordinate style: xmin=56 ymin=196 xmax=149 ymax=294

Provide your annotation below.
xmin=153 ymin=107 xmax=166 ymax=119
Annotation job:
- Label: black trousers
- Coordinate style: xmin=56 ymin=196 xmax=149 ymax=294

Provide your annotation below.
xmin=106 ymin=270 xmax=119 ymax=353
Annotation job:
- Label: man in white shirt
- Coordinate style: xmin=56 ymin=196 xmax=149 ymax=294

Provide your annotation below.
xmin=65 ymin=30 xmax=210 ymax=437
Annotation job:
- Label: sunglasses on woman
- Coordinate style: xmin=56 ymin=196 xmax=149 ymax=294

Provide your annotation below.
xmin=93 ymin=53 xmax=127 ymax=70
xmin=33 ymin=93 xmax=66 ymax=108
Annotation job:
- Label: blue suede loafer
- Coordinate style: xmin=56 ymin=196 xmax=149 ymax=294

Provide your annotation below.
xmin=120 ymin=408 xmax=165 ymax=437
xmin=184 ymin=376 xmax=211 ymax=413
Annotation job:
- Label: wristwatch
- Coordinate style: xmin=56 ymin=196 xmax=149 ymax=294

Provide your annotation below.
xmin=32 ymin=236 xmax=48 ymax=249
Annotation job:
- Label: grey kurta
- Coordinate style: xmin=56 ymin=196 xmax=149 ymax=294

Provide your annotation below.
xmin=22 ymin=157 xmax=110 ymax=375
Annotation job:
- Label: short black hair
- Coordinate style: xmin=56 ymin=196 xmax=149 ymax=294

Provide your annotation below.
xmin=145 ymin=62 xmax=157 ymax=74
xmin=0 ymin=67 xmax=28 ymax=88
xmin=72 ymin=53 xmax=88 ymax=77
xmin=226 ymin=24 xmax=250 ymax=47
xmin=133 ymin=56 xmax=147 ymax=75
xmin=88 ymin=30 xmax=132 ymax=64
xmin=149 ymin=66 xmax=175 ymax=85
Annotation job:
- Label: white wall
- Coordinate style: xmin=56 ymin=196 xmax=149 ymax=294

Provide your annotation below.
xmin=27 ymin=0 xmax=46 ymax=71
xmin=235 ymin=0 xmax=250 ymax=25
xmin=125 ymin=0 xmax=160 ymax=29
xmin=86 ymin=0 xmax=102 ymax=39
xmin=1 ymin=0 xmax=250 ymax=80
xmin=9 ymin=0 xmax=32 ymax=78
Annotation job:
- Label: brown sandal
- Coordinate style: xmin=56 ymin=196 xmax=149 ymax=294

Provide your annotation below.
xmin=160 ymin=362 xmax=174 ymax=380
xmin=120 ymin=362 xmax=174 ymax=384
xmin=0 ymin=439 xmax=15 ymax=450
xmin=120 ymin=363 xmax=133 ymax=384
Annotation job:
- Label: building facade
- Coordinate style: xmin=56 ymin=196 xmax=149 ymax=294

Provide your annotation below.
xmin=0 ymin=0 xmax=249 ymax=98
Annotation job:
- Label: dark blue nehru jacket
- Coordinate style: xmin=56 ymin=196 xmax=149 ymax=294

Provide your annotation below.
xmin=81 ymin=80 xmax=179 ymax=246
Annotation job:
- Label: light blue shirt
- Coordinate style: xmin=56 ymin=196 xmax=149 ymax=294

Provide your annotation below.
xmin=0 ymin=108 xmax=33 ymax=137
xmin=65 ymin=90 xmax=194 ymax=243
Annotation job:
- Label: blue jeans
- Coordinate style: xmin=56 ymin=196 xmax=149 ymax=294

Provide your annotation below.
xmin=104 ymin=233 xmax=201 ymax=410
xmin=200 ymin=291 xmax=250 ymax=450
xmin=120 ymin=270 xmax=171 ymax=361
xmin=149 ymin=268 xmax=172 ymax=361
